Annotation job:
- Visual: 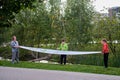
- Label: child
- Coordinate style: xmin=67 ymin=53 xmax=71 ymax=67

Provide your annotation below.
xmin=58 ymin=39 xmax=68 ymax=65
xmin=101 ymin=39 xmax=109 ymax=68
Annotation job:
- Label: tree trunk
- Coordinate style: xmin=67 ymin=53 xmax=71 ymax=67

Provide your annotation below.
xmin=29 ymin=54 xmax=52 ymax=62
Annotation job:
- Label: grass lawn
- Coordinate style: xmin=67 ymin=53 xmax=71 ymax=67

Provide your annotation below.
xmin=0 ymin=60 xmax=120 ymax=76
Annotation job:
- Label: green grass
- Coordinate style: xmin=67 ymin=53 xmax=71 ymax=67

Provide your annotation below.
xmin=0 ymin=60 xmax=120 ymax=76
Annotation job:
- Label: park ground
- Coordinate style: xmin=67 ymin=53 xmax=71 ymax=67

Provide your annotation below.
xmin=0 ymin=60 xmax=120 ymax=76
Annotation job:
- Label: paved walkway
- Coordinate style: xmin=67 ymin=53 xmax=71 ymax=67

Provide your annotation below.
xmin=0 ymin=66 xmax=120 ymax=80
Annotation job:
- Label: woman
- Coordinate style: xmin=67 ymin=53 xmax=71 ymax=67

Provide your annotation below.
xmin=11 ymin=36 xmax=19 ymax=64
xmin=101 ymin=39 xmax=109 ymax=68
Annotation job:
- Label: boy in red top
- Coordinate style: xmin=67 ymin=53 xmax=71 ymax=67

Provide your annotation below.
xmin=101 ymin=39 xmax=109 ymax=68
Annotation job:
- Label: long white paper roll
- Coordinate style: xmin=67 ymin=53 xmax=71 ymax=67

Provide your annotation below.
xmin=20 ymin=46 xmax=101 ymax=55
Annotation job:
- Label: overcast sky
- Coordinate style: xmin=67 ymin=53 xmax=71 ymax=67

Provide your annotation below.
xmin=92 ymin=0 xmax=120 ymax=13
xmin=61 ymin=0 xmax=120 ymax=13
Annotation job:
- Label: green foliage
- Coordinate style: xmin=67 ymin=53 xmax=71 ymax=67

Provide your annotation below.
xmin=2 ymin=0 xmax=94 ymax=46
xmin=5 ymin=1 xmax=54 ymax=60
xmin=92 ymin=17 xmax=120 ymax=40
xmin=0 ymin=0 xmax=36 ymax=27
xmin=10 ymin=2 xmax=51 ymax=46
xmin=1 ymin=0 xmax=120 ymax=68
xmin=0 ymin=46 xmax=11 ymax=59
xmin=65 ymin=0 xmax=94 ymax=50
xmin=0 ymin=0 xmax=37 ymax=45
xmin=92 ymin=16 xmax=120 ymax=55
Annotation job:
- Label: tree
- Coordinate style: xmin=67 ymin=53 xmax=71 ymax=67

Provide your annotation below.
xmin=92 ymin=15 xmax=120 ymax=55
xmin=65 ymin=0 xmax=94 ymax=50
xmin=0 ymin=0 xmax=37 ymax=27
xmin=1 ymin=0 xmax=96 ymax=63
xmin=8 ymin=1 xmax=52 ymax=60
xmin=0 ymin=0 xmax=38 ymax=45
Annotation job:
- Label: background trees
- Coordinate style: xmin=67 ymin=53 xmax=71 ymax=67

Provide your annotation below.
xmin=92 ymin=17 xmax=120 ymax=54
xmin=0 ymin=0 xmax=120 ymax=67
xmin=0 ymin=0 xmax=37 ymax=45
xmin=0 ymin=0 xmax=37 ymax=27
xmin=65 ymin=0 xmax=94 ymax=50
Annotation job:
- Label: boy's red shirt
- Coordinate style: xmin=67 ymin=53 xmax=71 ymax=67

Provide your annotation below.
xmin=102 ymin=43 xmax=109 ymax=53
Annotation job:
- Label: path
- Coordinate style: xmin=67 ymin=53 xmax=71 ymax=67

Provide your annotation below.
xmin=0 ymin=66 xmax=120 ymax=80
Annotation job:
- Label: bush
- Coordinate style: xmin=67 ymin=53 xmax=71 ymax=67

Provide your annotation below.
xmin=0 ymin=46 xmax=11 ymax=59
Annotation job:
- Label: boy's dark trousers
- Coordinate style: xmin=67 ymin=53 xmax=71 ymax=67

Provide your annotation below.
xmin=104 ymin=53 xmax=109 ymax=68
xmin=60 ymin=55 xmax=67 ymax=65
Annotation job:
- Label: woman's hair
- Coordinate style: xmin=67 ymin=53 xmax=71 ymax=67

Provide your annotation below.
xmin=102 ymin=39 xmax=107 ymax=43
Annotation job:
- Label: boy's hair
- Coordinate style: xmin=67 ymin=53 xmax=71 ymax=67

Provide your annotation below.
xmin=12 ymin=36 xmax=16 ymax=40
xmin=62 ymin=39 xmax=65 ymax=42
xmin=102 ymin=39 xmax=107 ymax=43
